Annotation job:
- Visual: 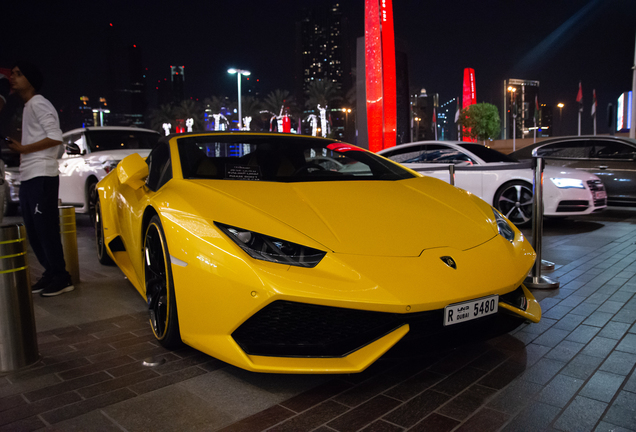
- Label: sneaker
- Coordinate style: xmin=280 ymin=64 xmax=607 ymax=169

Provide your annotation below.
xmin=40 ymin=275 xmax=75 ymax=297
xmin=32 ymin=275 xmax=54 ymax=294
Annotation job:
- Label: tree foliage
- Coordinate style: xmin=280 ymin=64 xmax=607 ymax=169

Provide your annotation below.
xmin=459 ymin=103 xmax=501 ymax=142
xmin=263 ymin=89 xmax=295 ymax=115
xmin=149 ymin=104 xmax=176 ymax=134
xmin=305 ymin=80 xmax=342 ymax=109
xmin=175 ymin=100 xmax=204 ymax=131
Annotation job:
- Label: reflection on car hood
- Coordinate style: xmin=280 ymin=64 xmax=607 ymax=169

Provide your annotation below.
xmin=542 ymin=165 xmax=598 ymax=180
xmin=194 ymin=177 xmax=497 ymax=256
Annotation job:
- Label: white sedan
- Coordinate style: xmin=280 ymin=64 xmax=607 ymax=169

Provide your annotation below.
xmin=58 ymin=127 xmax=160 ymax=217
xmin=378 ymin=141 xmax=607 ymax=226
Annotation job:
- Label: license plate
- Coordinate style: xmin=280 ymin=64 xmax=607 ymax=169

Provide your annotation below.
xmin=594 ymin=190 xmax=607 ymax=200
xmin=444 ymin=295 xmax=498 ymax=326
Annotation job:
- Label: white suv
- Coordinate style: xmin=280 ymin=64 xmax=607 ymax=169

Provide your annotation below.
xmin=59 ymin=126 xmax=160 ymax=217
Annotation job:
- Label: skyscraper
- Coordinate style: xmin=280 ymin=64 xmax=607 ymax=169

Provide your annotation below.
xmin=296 ymin=3 xmax=352 ymax=104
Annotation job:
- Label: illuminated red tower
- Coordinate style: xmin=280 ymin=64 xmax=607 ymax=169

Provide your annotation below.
xmin=462 ymin=68 xmax=476 ymax=142
xmin=365 ymin=0 xmax=397 ymax=152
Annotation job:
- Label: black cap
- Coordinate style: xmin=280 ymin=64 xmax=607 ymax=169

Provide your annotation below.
xmin=13 ymin=61 xmax=44 ymax=92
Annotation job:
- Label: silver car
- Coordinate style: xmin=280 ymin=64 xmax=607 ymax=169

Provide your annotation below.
xmin=510 ymin=136 xmax=636 ymax=206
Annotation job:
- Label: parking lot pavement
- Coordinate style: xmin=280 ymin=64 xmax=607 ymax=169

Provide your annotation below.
xmin=1 ymin=208 xmax=636 ymax=431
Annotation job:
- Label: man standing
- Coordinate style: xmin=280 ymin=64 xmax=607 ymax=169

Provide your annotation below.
xmin=6 ymin=61 xmax=74 ymax=297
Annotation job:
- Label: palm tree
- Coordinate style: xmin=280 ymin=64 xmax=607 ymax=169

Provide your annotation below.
xmin=149 ymin=104 xmax=175 ymax=134
xmin=203 ymin=96 xmax=227 ymax=114
xmin=240 ymin=96 xmax=262 ymax=131
xmin=175 ymin=100 xmax=204 ymax=131
xmin=261 ymin=89 xmax=298 ymax=132
xmin=305 ymin=80 xmax=342 ymax=109
xmin=262 ymin=89 xmax=295 ymax=115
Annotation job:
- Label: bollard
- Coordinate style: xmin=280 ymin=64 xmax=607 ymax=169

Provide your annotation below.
xmin=0 ymin=224 xmax=40 ymax=373
xmin=448 ymin=165 xmax=455 ymax=186
xmin=59 ymin=206 xmax=80 ymax=284
xmin=525 ymin=157 xmax=559 ymax=289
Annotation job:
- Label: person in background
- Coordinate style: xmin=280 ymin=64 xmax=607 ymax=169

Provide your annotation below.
xmin=0 ymin=70 xmax=9 ymax=224
xmin=6 ymin=61 xmax=74 ymax=297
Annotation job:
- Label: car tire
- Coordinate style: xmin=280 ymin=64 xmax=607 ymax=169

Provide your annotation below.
xmin=493 ymin=181 xmax=533 ymax=227
xmin=144 ymin=215 xmax=182 ymax=349
xmin=95 ymin=199 xmax=115 ymax=265
xmin=87 ymin=178 xmax=98 ymax=225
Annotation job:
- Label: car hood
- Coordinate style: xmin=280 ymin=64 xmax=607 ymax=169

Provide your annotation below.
xmin=189 ymin=177 xmax=498 ymax=257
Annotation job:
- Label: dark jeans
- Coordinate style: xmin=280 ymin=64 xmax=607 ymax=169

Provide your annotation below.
xmin=19 ymin=176 xmax=68 ymax=279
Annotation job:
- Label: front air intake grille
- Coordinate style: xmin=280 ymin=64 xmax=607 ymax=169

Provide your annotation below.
xmin=587 ymin=179 xmax=604 ymax=192
xmin=587 ymin=180 xmax=607 ymax=207
xmin=232 ymin=301 xmax=404 ymax=357
xmin=232 ymin=297 xmax=525 ymax=358
xmin=556 ymin=200 xmax=589 ymax=212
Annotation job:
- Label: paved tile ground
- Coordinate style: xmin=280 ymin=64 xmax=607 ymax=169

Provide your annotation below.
xmin=1 ymin=208 xmax=636 ymax=431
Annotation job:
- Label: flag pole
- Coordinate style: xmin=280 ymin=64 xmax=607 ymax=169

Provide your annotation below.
xmin=592 ymin=89 xmax=597 ymax=136
xmin=631 ymin=32 xmax=636 ymax=139
xmin=576 ymin=81 xmax=583 ymax=136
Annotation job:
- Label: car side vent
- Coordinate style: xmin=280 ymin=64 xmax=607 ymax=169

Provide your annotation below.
xmin=108 ymin=236 xmax=126 ymax=252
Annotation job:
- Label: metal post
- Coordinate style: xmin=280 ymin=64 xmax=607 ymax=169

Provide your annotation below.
xmin=449 ymin=165 xmax=455 ymax=186
xmin=525 ymin=157 xmax=559 ymax=289
xmin=631 ymin=31 xmax=636 ymax=139
xmin=237 ymin=73 xmax=243 ymax=130
xmin=0 ymin=224 xmax=40 ymax=372
xmin=59 ymin=206 xmax=80 ymax=284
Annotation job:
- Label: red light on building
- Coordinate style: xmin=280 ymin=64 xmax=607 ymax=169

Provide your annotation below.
xmin=282 ymin=115 xmax=291 ymax=133
xmin=381 ymin=0 xmax=396 ymax=150
xmin=364 ymin=0 xmax=397 ymax=152
xmin=462 ymin=68 xmax=477 ymax=142
xmin=175 ymin=119 xmax=185 ymax=134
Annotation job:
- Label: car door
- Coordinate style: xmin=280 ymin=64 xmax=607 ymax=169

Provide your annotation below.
xmin=588 ymin=140 xmax=636 ymax=203
xmin=58 ymin=132 xmax=87 ymax=207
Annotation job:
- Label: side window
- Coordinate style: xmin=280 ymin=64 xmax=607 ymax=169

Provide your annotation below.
xmin=419 ymin=145 xmax=476 ymax=164
xmin=384 ymin=145 xmax=427 ymax=163
xmin=146 ymin=144 xmax=172 ymax=192
xmin=591 ymin=141 xmax=636 ymax=160
xmin=535 ymin=142 xmax=592 ymax=159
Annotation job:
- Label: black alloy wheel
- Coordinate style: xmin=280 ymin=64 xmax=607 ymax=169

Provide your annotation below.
xmin=494 ymin=181 xmax=533 ymax=227
xmin=144 ymin=215 xmax=182 ymax=348
xmin=95 ymin=200 xmax=114 ymax=265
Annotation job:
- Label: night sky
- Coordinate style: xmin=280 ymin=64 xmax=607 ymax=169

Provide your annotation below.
xmin=4 ymin=0 xmax=635 ymax=136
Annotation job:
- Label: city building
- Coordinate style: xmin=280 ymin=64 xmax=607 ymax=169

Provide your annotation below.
xmin=296 ymin=2 xmax=352 ymax=140
xmin=171 ymin=66 xmax=185 ymax=103
xmin=503 ymin=78 xmax=549 ymax=139
xmin=296 ymin=3 xmax=352 ymax=99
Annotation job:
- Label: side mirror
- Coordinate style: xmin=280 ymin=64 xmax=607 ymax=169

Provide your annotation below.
xmin=65 ymin=143 xmax=82 ymax=155
xmin=117 ymin=153 xmax=148 ymax=190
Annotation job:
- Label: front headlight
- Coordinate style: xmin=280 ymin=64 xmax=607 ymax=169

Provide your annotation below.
xmin=215 ymin=222 xmax=327 ymax=268
xmin=550 ymin=178 xmax=585 ymax=189
xmin=492 ymin=208 xmax=515 ymax=242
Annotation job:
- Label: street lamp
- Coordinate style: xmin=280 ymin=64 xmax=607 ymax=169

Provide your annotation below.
xmin=508 ymin=86 xmax=517 ymax=150
xmin=341 ymin=108 xmax=351 ymax=139
xmin=228 ymin=68 xmax=251 ymax=130
xmin=557 ymin=103 xmax=564 ymax=136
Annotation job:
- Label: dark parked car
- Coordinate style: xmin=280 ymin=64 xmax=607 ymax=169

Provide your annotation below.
xmin=509 ymin=136 xmax=636 ymax=206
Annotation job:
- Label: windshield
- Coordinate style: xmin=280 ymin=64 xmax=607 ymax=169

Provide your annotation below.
xmin=177 ymin=135 xmax=415 ymax=182
xmin=459 ymin=144 xmax=519 ymax=163
xmin=85 ymin=130 xmax=160 ymax=152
